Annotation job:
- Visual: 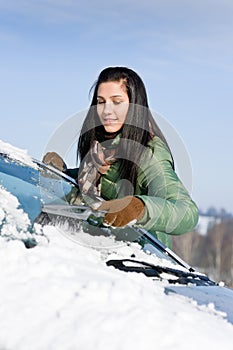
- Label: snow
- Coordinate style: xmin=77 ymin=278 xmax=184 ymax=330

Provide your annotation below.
xmin=0 ymin=190 xmax=233 ymax=349
xmin=0 ymin=186 xmax=45 ymax=245
xmin=0 ymin=140 xmax=37 ymax=168
xmin=1 ymin=141 xmax=233 ymax=349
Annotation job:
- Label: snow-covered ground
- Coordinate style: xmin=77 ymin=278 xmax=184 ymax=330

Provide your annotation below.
xmin=1 ymin=141 xmax=233 ymax=349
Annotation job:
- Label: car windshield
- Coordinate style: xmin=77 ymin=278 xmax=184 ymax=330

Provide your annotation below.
xmin=0 ymin=153 xmax=78 ymax=223
xmin=0 ymin=153 xmax=185 ymax=269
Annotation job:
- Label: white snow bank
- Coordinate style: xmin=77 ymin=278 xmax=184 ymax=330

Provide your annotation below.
xmin=0 ymin=139 xmax=37 ymax=168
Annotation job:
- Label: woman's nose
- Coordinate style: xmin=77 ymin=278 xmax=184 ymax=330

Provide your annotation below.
xmin=103 ymin=102 xmax=113 ymax=115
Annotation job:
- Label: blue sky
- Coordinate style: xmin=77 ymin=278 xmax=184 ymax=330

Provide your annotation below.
xmin=1 ymin=0 xmax=233 ymax=212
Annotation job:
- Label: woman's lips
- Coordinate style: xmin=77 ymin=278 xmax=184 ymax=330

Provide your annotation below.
xmin=103 ymin=118 xmax=117 ymax=124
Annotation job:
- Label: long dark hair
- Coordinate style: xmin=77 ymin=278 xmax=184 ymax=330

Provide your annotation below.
xmin=78 ymin=66 xmax=173 ymax=193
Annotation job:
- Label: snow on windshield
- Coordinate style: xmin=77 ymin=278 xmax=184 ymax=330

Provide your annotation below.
xmin=0 ymin=186 xmax=31 ymax=234
xmin=0 ymin=139 xmax=37 ymax=168
xmin=0 ymin=186 xmax=45 ymax=244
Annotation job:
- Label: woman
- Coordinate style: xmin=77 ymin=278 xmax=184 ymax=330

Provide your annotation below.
xmin=44 ymin=66 xmax=198 ymax=248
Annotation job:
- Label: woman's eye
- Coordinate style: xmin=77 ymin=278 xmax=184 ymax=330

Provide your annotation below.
xmin=113 ymin=100 xmax=122 ymax=105
xmin=97 ymin=100 xmax=105 ymax=104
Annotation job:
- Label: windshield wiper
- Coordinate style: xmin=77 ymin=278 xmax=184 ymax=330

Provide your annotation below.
xmin=106 ymin=259 xmax=216 ymax=286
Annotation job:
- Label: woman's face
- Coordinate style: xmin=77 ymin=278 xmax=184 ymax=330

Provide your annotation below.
xmin=97 ymin=81 xmax=129 ymax=133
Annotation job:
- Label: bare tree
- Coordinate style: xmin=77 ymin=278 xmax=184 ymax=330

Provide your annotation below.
xmin=172 ymin=219 xmax=233 ymax=287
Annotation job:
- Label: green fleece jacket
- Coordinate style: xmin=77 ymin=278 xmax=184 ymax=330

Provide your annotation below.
xmin=67 ymin=136 xmax=199 ymax=248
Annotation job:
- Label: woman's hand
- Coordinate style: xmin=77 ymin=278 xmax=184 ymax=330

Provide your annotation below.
xmin=42 ymin=152 xmax=67 ymax=172
xmin=97 ymin=196 xmax=145 ymax=227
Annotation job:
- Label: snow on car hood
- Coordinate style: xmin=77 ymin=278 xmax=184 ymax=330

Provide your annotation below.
xmin=0 ymin=187 xmax=233 ymax=349
xmin=1 ymin=224 xmax=233 ymax=350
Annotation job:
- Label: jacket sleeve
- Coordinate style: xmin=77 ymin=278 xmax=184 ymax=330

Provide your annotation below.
xmin=135 ymin=137 xmax=199 ymax=235
xmin=64 ymin=168 xmax=79 ymax=180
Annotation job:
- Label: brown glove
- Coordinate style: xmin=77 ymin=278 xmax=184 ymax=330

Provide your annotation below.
xmin=42 ymin=152 xmax=67 ymax=172
xmin=97 ymin=196 xmax=145 ymax=227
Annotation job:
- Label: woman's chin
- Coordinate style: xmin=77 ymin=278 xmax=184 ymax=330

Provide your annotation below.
xmin=103 ymin=124 xmax=122 ymax=133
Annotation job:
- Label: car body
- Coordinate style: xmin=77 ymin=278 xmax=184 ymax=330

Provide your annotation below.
xmin=1 ymin=148 xmax=233 ymax=326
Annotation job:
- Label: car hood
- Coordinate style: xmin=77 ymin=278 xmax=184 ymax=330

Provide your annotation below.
xmin=165 ymin=284 xmax=233 ymax=324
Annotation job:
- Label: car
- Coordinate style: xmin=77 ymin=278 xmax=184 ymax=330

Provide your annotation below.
xmin=1 ymin=143 xmax=233 ymax=328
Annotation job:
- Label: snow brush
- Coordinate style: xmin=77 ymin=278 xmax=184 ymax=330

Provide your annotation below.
xmin=38 ymin=202 xmax=195 ymax=272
